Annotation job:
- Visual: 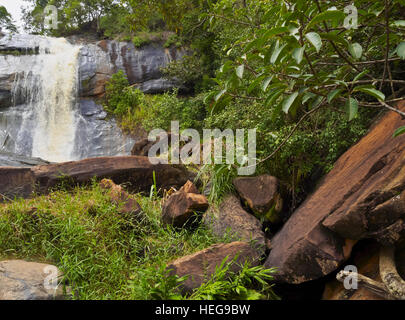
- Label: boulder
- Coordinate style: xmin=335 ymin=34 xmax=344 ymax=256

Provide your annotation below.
xmin=203 ymin=195 xmax=266 ymax=251
xmin=264 ymin=101 xmax=405 ymax=284
xmin=162 ymin=183 xmax=208 ymax=228
xmin=179 ymin=180 xmax=199 ymax=194
xmin=323 ymin=241 xmax=385 ymax=300
xmin=0 ymin=260 xmax=66 ymax=300
xmin=0 ymin=156 xmax=192 ymax=200
xmin=167 ymin=242 xmax=261 ymax=293
xmin=131 ymin=138 xmax=154 ymax=157
xmin=233 ymin=175 xmax=283 ymax=222
xmin=99 ymin=179 xmax=142 ymax=219
xmin=131 ymin=133 xmax=191 ymax=157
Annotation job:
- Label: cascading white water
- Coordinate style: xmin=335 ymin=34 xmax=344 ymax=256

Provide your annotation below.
xmin=0 ymin=34 xmax=135 ymax=165
xmin=13 ymin=37 xmax=81 ymax=162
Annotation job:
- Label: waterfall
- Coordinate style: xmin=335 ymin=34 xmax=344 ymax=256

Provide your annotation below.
xmin=12 ymin=37 xmax=81 ymax=162
xmin=0 ymin=34 xmax=135 ymax=165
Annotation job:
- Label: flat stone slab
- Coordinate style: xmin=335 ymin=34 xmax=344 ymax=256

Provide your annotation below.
xmin=0 ymin=260 xmax=66 ymax=300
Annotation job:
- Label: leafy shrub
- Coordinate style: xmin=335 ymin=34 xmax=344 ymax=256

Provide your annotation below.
xmin=141 ymin=90 xmax=207 ymax=132
xmin=190 ymin=257 xmax=279 ymax=300
xmin=104 ymin=70 xmax=145 ymax=117
xmin=204 ymin=99 xmax=377 ymax=205
xmin=132 ymin=36 xmax=150 ymax=48
xmin=164 ymin=33 xmax=182 ymax=48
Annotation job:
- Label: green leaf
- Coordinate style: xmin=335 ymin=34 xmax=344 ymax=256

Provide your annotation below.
xmin=319 ymin=32 xmax=349 ymax=46
xmin=264 ymin=26 xmax=289 ymax=38
xmin=305 ymin=10 xmax=345 ymax=31
xmin=396 ymin=42 xmax=405 ymax=59
xmin=353 ymin=69 xmax=369 ymax=82
xmin=270 ymin=40 xmax=287 ymax=64
xmin=282 ymin=92 xmax=299 ymax=114
xmin=292 ymin=46 xmax=305 ymax=64
xmin=261 ymin=76 xmax=273 ymax=92
xmin=393 ymin=126 xmax=405 ymax=137
xmin=348 ymin=43 xmax=363 ymax=60
xmin=327 ymin=89 xmax=342 ymax=103
xmin=346 ymin=97 xmax=359 ymax=121
xmin=215 ymin=89 xmax=227 ymax=102
xmin=305 ymin=32 xmax=322 ymax=53
xmin=354 ymin=87 xmax=385 ymax=101
xmin=265 ymin=87 xmax=285 ymax=107
xmin=236 ymin=65 xmax=245 ymax=79
xmin=392 ymin=20 xmax=405 ymax=27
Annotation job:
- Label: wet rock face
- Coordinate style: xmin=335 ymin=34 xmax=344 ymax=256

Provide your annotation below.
xmin=265 ymin=101 xmax=405 ymax=284
xmin=0 ymin=34 xmax=184 ymax=164
xmin=0 ymin=35 xmax=184 ymax=104
xmin=0 ymin=152 xmax=50 ymax=167
xmin=79 ymin=40 xmax=184 ymax=97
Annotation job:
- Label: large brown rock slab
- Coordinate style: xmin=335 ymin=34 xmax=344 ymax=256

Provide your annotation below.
xmin=203 ymin=195 xmax=266 ymax=252
xmin=167 ymin=242 xmax=261 ymax=293
xmin=233 ymin=174 xmax=283 ymax=222
xmin=0 ymin=156 xmax=192 ymax=200
xmin=265 ymin=101 xmax=405 ymax=284
xmin=0 ymin=260 xmax=66 ymax=300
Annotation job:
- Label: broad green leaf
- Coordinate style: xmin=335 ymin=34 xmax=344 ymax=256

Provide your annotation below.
xmin=327 ymin=89 xmax=342 ymax=103
xmin=354 ymin=87 xmax=385 ymax=101
xmin=236 ymin=65 xmax=245 ymax=79
xmin=265 ymin=87 xmax=285 ymax=104
xmin=271 ymin=40 xmax=287 ymax=64
xmin=348 ymin=43 xmax=363 ymax=60
xmin=393 ymin=126 xmax=405 ymax=137
xmin=319 ymin=32 xmax=349 ymax=46
xmin=392 ymin=20 xmax=405 ymax=27
xmin=397 ymin=42 xmax=405 ymax=59
xmin=305 ymin=32 xmax=322 ymax=53
xmin=353 ymin=69 xmax=369 ymax=82
xmin=305 ymin=10 xmax=345 ymax=31
xmin=261 ymin=76 xmax=273 ymax=92
xmin=346 ymin=97 xmax=359 ymax=121
xmin=247 ymin=76 xmax=265 ymax=94
xmin=264 ymin=26 xmax=289 ymax=38
xmin=282 ymin=92 xmax=299 ymax=114
xmin=215 ymin=89 xmax=227 ymax=102
xmin=292 ymin=46 xmax=305 ymax=64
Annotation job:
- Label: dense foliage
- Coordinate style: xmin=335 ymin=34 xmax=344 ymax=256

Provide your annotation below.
xmin=21 ymin=0 xmax=405 ymax=204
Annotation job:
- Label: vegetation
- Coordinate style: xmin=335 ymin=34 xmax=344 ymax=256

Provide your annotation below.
xmin=98 ymin=0 xmax=405 ymax=206
xmin=0 ymin=182 xmax=277 ymax=300
xmin=9 ymin=0 xmax=405 ymax=300
xmin=0 ymin=6 xmax=17 ymax=33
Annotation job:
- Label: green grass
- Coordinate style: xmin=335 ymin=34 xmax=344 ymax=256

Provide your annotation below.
xmin=0 ymin=181 xmax=229 ymax=300
xmin=0 ymin=180 xmax=279 ymax=300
